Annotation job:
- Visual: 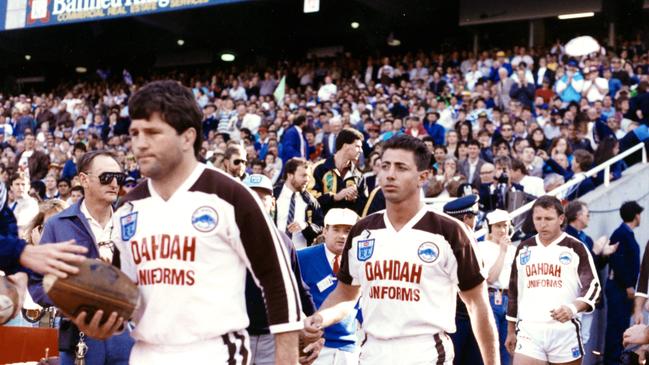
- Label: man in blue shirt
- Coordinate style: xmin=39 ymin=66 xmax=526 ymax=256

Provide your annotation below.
xmin=604 ymin=201 xmax=644 ymax=364
xmin=297 ymin=208 xmax=360 ymax=364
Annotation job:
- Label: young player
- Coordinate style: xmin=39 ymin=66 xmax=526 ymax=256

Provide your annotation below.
xmin=505 ymin=195 xmax=600 ymax=365
xmin=304 ymin=135 xmax=499 ymax=364
xmin=70 ymin=80 xmax=304 ymax=364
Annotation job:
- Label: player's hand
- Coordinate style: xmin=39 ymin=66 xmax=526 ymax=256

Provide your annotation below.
xmin=19 ymin=241 xmax=87 ymax=278
xmin=303 ymin=314 xmax=324 ymax=343
xmin=628 ymin=287 xmax=637 ymax=300
xmin=624 ymin=324 xmax=649 ymax=347
xmin=299 ymin=337 xmax=324 ymax=365
xmin=550 ymin=305 xmax=573 ymax=323
xmin=505 ymin=332 xmax=517 ymax=355
xmin=7 ymin=272 xmax=28 ymax=311
xmin=287 ymin=222 xmax=302 ymax=234
xmin=72 ymin=310 xmax=123 ymax=340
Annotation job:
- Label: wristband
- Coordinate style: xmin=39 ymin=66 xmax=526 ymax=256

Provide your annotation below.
xmin=567 ymin=303 xmax=578 ymax=317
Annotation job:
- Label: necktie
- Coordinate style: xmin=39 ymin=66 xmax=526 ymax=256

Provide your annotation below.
xmin=286 ymin=192 xmax=296 ymax=238
xmin=333 ymin=255 xmax=340 ymax=275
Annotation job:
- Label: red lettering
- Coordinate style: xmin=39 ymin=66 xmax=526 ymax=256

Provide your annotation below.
xmin=410 ymin=264 xmax=422 ymax=284
xmin=365 ymin=262 xmax=373 ymax=281
xmin=131 ymin=240 xmax=141 ymax=264
xmin=183 ymin=237 xmax=196 ymax=261
xmin=140 ymin=237 xmax=151 ymax=262
xmin=160 ymin=234 xmax=171 ymax=259
xmin=170 ymin=235 xmax=181 ymax=260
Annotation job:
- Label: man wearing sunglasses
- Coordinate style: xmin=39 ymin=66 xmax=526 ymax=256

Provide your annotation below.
xmin=29 ymin=150 xmax=134 ymax=365
xmin=223 ymin=144 xmax=248 ymax=180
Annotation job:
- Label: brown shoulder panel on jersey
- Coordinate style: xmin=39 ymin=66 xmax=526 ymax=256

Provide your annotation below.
xmin=507 ymin=236 xmax=538 ymax=320
xmin=637 ymin=241 xmax=649 ymax=296
xmin=557 ymin=235 xmax=600 ymax=308
xmin=116 ymin=180 xmax=151 ymax=208
xmin=189 ymin=168 xmax=301 ymax=326
xmin=337 ymin=212 xmax=386 ymax=285
xmin=412 ymin=211 xmax=484 ymax=291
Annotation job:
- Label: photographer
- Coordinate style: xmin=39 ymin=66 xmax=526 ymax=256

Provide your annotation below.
xmin=478 ymin=156 xmax=525 ymax=213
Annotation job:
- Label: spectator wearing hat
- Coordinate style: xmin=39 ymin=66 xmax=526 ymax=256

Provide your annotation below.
xmin=297 ymin=208 xmax=361 ymax=365
xmin=555 ymin=60 xmax=584 ymax=104
xmin=443 ymin=194 xmax=484 ymax=365
xmin=242 ymin=173 xmax=320 ymax=365
xmin=477 ymin=209 xmax=515 ymax=365
xmin=582 ymin=67 xmax=609 ymax=104
xmin=605 ymin=201 xmax=645 ymax=364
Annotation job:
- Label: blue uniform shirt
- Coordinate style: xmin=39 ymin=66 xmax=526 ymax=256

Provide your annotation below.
xmin=297 ymin=244 xmax=358 ymax=352
xmin=607 ymin=223 xmax=640 ymax=290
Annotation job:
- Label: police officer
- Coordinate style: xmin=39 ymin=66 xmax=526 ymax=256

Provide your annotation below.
xmin=604 ymin=201 xmax=644 ymax=364
xmin=443 ymin=194 xmax=484 ymax=365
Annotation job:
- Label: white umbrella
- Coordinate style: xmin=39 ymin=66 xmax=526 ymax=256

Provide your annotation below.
xmin=565 ymin=36 xmax=601 ymax=57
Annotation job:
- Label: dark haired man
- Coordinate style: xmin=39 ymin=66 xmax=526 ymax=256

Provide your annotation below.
xmin=506 ymin=195 xmax=600 ymax=365
xmin=460 ymin=140 xmax=486 ymax=188
xmin=223 ymin=144 xmax=248 ymax=180
xmin=29 ymin=150 xmax=134 ymax=365
xmin=274 ymin=158 xmax=323 ymax=248
xmin=604 ymin=201 xmax=644 ymax=364
xmin=72 ymin=80 xmax=304 ymax=365
xmin=311 ymin=128 xmax=366 ymax=215
xmin=305 ymin=135 xmax=499 ymax=364
xmin=281 ymin=115 xmax=308 ymax=164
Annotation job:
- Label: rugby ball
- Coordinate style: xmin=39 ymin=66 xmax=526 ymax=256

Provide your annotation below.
xmin=43 ymin=259 xmax=139 ymax=325
xmin=0 ymin=275 xmax=20 ymax=325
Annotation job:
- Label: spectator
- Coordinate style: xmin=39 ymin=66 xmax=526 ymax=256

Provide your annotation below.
xmin=582 ymin=66 xmax=609 ymax=103
xmin=223 ymin=144 xmax=248 ymax=180
xmin=6 ymin=173 xmax=39 ymax=236
xmin=555 ymin=60 xmax=584 ymax=104
xmin=460 ymin=140 xmax=486 ymax=188
xmin=14 ymin=133 xmax=50 ymax=180
xmin=510 ymin=159 xmax=545 ymax=197
xmin=280 ymin=115 xmax=308 ymax=163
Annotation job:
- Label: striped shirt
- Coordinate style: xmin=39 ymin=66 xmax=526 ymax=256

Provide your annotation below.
xmin=506 ymin=232 xmax=600 ymax=323
xmin=337 ymin=206 xmax=485 ymax=339
xmin=113 ymin=163 xmax=303 ymax=346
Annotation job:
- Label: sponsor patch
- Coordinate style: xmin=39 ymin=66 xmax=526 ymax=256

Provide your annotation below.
xmin=417 ymin=242 xmax=439 ymax=263
xmin=571 ymin=346 xmax=580 ymax=358
xmin=120 ymin=212 xmax=138 ymax=241
xmin=520 ymin=249 xmax=531 ymax=265
xmin=191 ymin=206 xmax=219 ymax=232
xmin=357 ymin=239 xmax=375 ymax=261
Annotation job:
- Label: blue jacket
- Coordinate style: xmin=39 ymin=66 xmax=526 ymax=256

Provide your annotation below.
xmin=297 ymin=244 xmax=358 ymax=351
xmin=29 ymin=200 xmax=106 ymax=306
xmin=0 ymin=196 xmax=25 ymax=275
xmin=607 ymin=223 xmax=640 ymax=290
xmin=280 ymin=126 xmax=307 ymax=163
xmin=423 ymin=121 xmax=445 ymax=146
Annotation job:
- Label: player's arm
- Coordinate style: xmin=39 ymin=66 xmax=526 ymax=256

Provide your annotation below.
xmin=460 ymin=281 xmax=500 ymax=365
xmin=303 ymin=281 xmax=361 ymax=342
xmin=505 ymin=244 xmax=524 ymax=355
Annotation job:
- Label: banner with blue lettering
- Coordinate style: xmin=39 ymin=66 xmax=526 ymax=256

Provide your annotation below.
xmin=1 ymin=0 xmax=249 ymax=31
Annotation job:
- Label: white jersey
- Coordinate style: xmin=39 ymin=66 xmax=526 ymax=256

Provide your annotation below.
xmin=506 ymin=233 xmax=600 ymax=323
xmin=338 ymin=206 xmax=486 ymax=339
xmin=113 ymin=163 xmax=303 ymax=346
xmin=477 ymin=239 xmax=516 ymax=289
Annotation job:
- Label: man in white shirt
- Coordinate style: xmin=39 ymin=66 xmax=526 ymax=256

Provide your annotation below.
xmin=581 ymin=67 xmax=609 ymax=104
xmin=510 ymin=159 xmax=545 ymax=198
xmin=6 ymin=173 xmax=39 ymax=236
xmin=478 ymin=209 xmax=516 ymax=365
xmin=318 ymin=76 xmax=337 ymax=102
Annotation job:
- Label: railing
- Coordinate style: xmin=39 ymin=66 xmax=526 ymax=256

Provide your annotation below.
xmin=424 ymin=142 xmax=648 ymax=239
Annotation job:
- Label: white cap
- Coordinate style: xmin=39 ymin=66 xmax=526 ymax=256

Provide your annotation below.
xmin=243 ymin=174 xmax=273 ymax=193
xmin=324 ymin=208 xmax=359 ymax=227
xmin=486 ymin=209 xmax=510 ymax=225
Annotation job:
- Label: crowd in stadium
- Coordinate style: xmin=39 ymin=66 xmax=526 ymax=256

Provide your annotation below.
xmin=1 ymin=37 xmax=649 ymax=365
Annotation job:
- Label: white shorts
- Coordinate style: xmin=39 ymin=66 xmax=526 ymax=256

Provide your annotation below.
xmin=130 ymin=330 xmax=250 ymax=365
xmin=359 ymin=333 xmax=454 ymax=365
xmin=515 ymin=319 xmax=584 ymax=363
xmin=313 ymin=346 xmax=359 ymax=365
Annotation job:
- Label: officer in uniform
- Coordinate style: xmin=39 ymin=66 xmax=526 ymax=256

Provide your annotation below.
xmin=443 ymin=194 xmax=484 ymax=365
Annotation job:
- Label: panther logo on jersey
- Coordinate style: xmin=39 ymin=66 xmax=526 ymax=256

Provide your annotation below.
xmin=417 ymin=242 xmax=439 ymax=263
xmin=191 ymin=206 xmax=219 ymax=232
xmin=559 ymin=252 xmax=572 ymax=265
xmin=357 ymin=239 xmax=375 ymax=261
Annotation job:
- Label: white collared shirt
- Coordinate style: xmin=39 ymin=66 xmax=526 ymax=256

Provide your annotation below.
xmin=276 ymin=185 xmax=308 ymax=249
xmin=324 ymin=245 xmax=339 ymax=272
xmin=81 ymin=201 xmax=114 ymax=262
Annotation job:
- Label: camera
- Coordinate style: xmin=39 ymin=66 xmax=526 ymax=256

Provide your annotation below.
xmin=498 ymin=168 xmax=509 ymax=184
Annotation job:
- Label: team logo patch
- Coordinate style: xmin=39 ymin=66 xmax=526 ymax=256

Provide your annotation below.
xmin=249 ymin=175 xmax=263 ymax=184
xmin=571 ymin=346 xmax=580 ymax=358
xmin=357 ymin=239 xmax=375 ymax=261
xmin=559 ymin=252 xmax=572 ymax=265
xmin=120 ymin=212 xmax=138 ymax=241
xmin=520 ymin=249 xmax=531 ymax=265
xmin=417 ymin=242 xmax=440 ymax=263
xmin=191 ymin=206 xmax=219 ymax=232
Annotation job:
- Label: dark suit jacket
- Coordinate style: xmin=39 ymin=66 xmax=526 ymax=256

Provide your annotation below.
xmin=459 ymin=158 xmax=485 ymax=188
xmin=321 ymin=132 xmax=336 ymax=159
xmin=15 ymin=150 xmax=50 ymax=180
xmin=273 ymin=184 xmax=324 ymax=246
xmin=280 ymin=126 xmax=307 ymax=163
